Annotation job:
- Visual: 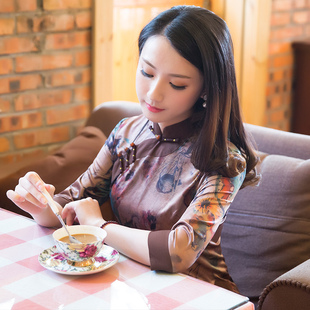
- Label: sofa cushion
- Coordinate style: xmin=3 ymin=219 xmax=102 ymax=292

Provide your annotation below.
xmin=0 ymin=126 xmax=106 ymax=218
xmin=221 ymin=151 xmax=310 ymax=300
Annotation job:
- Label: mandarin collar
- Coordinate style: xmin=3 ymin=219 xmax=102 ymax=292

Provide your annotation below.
xmin=151 ymin=118 xmax=195 ymax=141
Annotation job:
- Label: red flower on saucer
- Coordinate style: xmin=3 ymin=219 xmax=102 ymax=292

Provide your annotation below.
xmin=51 ymin=253 xmax=66 ymax=260
xmin=95 ymin=256 xmax=107 ymax=262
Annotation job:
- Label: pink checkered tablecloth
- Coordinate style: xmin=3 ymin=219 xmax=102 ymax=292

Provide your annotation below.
xmin=0 ymin=208 xmax=254 ymax=310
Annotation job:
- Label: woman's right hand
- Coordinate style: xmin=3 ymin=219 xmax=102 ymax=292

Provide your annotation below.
xmin=6 ymin=171 xmax=57 ymax=218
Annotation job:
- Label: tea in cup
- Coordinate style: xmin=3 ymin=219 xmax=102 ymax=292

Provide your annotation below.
xmin=53 ymin=225 xmax=107 ymax=267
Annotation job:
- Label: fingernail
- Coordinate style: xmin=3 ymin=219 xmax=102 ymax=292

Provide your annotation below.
xmin=19 ymin=196 xmax=25 ymax=202
xmin=41 ymin=198 xmax=47 ymax=204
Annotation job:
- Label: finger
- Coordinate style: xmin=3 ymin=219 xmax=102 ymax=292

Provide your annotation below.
xmin=6 ymin=189 xmax=25 ymax=204
xmin=25 ymin=171 xmax=46 ymax=190
xmin=15 ymin=183 xmax=47 ymax=208
xmin=17 ymin=176 xmax=47 ymax=206
xmin=66 ymin=212 xmax=76 ymax=226
xmin=25 ymin=172 xmax=56 ymax=204
xmin=62 ymin=204 xmax=76 ymax=226
xmin=6 ymin=189 xmax=47 ymax=215
xmin=46 ymin=184 xmax=56 ymax=196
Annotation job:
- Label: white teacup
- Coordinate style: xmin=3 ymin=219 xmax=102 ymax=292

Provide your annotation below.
xmin=53 ymin=225 xmax=107 ymax=267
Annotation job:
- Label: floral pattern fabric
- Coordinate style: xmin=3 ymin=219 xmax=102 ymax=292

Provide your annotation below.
xmin=54 ymin=114 xmax=245 ymax=293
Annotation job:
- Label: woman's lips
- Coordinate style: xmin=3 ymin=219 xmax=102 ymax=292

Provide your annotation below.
xmin=146 ymin=102 xmax=164 ymax=113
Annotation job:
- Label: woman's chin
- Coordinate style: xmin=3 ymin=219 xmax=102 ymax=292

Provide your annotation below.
xmin=141 ymin=111 xmax=162 ymax=124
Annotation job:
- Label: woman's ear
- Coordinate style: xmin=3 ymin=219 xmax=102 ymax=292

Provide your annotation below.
xmin=200 ymin=90 xmax=207 ymax=100
xmin=201 ymin=94 xmax=207 ymax=101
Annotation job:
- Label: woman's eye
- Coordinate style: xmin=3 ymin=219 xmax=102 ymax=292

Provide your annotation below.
xmin=170 ymin=82 xmax=186 ymax=90
xmin=141 ymin=69 xmax=153 ymax=78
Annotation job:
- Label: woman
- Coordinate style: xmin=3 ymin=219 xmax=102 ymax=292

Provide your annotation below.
xmin=7 ymin=6 xmax=259 ymax=293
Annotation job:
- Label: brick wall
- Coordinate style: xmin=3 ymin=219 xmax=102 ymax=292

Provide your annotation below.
xmin=266 ymin=0 xmax=310 ymax=130
xmin=0 ymin=0 xmax=92 ymax=166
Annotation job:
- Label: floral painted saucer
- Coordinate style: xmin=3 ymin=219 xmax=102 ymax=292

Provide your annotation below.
xmin=38 ymin=245 xmax=119 ymax=275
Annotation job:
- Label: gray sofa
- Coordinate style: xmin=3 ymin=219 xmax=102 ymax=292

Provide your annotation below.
xmin=1 ymin=101 xmax=309 ymax=309
xmin=221 ymin=121 xmax=310 ymax=309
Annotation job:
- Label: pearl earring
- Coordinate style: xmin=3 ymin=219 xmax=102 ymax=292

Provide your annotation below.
xmin=202 ymin=95 xmax=207 ymax=108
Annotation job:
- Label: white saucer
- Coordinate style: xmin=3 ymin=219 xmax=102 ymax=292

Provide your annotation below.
xmin=38 ymin=245 xmax=119 ymax=275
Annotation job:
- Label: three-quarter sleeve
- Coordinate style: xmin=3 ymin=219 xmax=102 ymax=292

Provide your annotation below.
xmin=148 ymin=171 xmax=245 ymax=273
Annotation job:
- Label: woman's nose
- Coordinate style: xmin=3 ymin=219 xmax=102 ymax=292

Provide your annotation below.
xmin=147 ymin=78 xmax=164 ymax=102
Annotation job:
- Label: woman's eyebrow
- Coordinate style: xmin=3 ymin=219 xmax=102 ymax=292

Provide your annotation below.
xmin=142 ymin=57 xmax=191 ymax=79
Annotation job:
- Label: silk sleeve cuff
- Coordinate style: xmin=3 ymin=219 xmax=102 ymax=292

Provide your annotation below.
xmin=148 ymin=230 xmax=173 ymax=272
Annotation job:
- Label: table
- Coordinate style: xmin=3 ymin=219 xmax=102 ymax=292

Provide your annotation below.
xmin=0 ymin=208 xmax=254 ymax=310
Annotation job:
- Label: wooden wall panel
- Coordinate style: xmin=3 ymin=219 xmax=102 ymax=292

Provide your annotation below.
xmin=92 ymin=0 xmax=113 ymax=108
xmin=211 ymin=0 xmax=271 ymax=126
xmin=241 ymin=0 xmax=272 ymax=125
xmin=222 ymin=0 xmax=244 ymax=93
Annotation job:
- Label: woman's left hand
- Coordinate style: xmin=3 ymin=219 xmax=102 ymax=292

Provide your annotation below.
xmin=62 ymin=197 xmax=105 ymax=227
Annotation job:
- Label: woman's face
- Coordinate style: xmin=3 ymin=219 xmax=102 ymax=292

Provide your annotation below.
xmin=136 ymin=35 xmax=204 ymax=131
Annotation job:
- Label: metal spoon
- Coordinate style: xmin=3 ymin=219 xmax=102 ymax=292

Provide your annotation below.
xmin=41 ymin=188 xmax=81 ymax=244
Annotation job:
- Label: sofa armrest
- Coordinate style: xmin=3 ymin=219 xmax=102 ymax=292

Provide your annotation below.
xmin=258 ymin=259 xmax=310 ymax=310
xmin=0 ymin=126 xmax=107 ymax=218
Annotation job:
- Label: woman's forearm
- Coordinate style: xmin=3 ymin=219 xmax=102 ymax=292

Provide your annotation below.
xmin=103 ymin=223 xmax=151 ymax=266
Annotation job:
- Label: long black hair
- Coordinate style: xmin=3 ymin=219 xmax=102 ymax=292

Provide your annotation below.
xmin=138 ymin=5 xmax=259 ymax=187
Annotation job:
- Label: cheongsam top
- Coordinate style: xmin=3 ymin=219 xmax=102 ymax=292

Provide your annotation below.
xmin=54 ymin=114 xmax=246 ymax=293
